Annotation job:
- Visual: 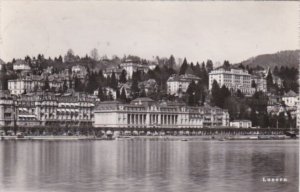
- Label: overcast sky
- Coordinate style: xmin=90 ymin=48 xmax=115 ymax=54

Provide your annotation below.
xmin=1 ymin=1 xmax=298 ymax=64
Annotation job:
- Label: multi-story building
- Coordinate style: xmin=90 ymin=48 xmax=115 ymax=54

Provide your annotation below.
xmin=94 ymin=97 xmax=229 ymax=128
xmin=120 ymin=60 xmax=149 ymax=79
xmin=282 ymin=90 xmax=298 ymax=107
xmin=103 ymin=67 xmax=123 ymax=80
xmin=251 ymin=74 xmax=267 ymax=92
xmin=8 ymin=76 xmax=43 ymax=95
xmin=167 ymin=74 xmax=200 ymax=96
xmin=209 ymin=67 xmax=254 ymax=95
xmin=0 ymin=93 xmax=97 ymax=129
xmin=13 ymin=60 xmax=31 ymax=71
xmin=71 ymin=65 xmax=88 ymax=79
xmin=0 ymin=91 xmax=14 ymax=127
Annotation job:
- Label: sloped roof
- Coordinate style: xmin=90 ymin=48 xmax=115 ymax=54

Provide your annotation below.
xmin=131 ymin=97 xmax=154 ymax=102
xmin=284 ymin=90 xmax=298 ymax=97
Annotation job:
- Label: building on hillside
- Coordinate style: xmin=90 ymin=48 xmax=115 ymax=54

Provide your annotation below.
xmin=94 ymin=97 xmax=229 ymax=128
xmin=282 ymin=90 xmax=298 ymax=107
xmin=209 ymin=67 xmax=254 ymax=95
xmin=13 ymin=60 xmax=31 ymax=71
xmin=71 ymin=65 xmax=88 ymax=79
xmin=94 ymin=87 xmax=117 ymax=100
xmin=230 ymin=120 xmax=252 ymax=128
xmin=120 ymin=60 xmax=149 ymax=79
xmin=273 ymin=75 xmax=283 ymax=87
xmin=251 ymin=74 xmax=267 ymax=92
xmin=103 ymin=67 xmax=123 ymax=80
xmin=8 ymin=76 xmax=44 ymax=95
xmin=138 ymin=79 xmax=158 ymax=95
xmin=167 ymin=74 xmax=200 ymax=96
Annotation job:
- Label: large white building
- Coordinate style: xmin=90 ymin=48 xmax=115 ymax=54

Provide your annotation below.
xmin=94 ymin=97 xmax=229 ymax=128
xmin=120 ymin=61 xmax=149 ymax=79
xmin=167 ymin=74 xmax=201 ymax=96
xmin=209 ymin=68 xmax=254 ymax=95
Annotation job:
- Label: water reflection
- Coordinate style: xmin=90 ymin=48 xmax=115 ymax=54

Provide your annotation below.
xmin=0 ymin=140 xmax=298 ymax=192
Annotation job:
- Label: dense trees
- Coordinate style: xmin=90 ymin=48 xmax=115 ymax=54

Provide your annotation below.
xmin=179 ymin=58 xmax=188 ymax=75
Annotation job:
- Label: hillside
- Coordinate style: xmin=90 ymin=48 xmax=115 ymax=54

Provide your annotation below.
xmin=238 ymin=50 xmax=299 ymax=69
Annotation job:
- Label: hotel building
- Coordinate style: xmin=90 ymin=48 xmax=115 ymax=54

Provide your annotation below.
xmin=0 ymin=92 xmax=97 ymax=129
xmin=209 ymin=68 xmax=254 ymax=95
xmin=94 ymin=97 xmax=229 ymax=128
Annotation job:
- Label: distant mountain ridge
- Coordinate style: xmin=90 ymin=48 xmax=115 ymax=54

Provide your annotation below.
xmin=237 ymin=50 xmax=299 ymax=69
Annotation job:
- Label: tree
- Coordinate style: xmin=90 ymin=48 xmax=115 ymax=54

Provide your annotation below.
xmin=119 ymin=70 xmax=127 ymax=83
xmin=250 ymin=109 xmax=258 ymax=127
xmin=186 ymin=81 xmax=196 ymax=106
xmin=110 ymin=72 xmax=118 ymax=90
xmin=179 ymin=58 xmax=188 ymax=75
xmin=63 ymin=80 xmax=68 ymax=92
xmin=64 ymin=49 xmax=76 ymax=63
xmin=168 ymin=55 xmax=176 ymax=69
xmin=266 ymin=71 xmax=274 ymax=91
xmin=43 ymin=77 xmax=50 ymax=91
xmin=90 ymin=48 xmax=99 ymax=61
xmin=211 ymin=80 xmax=221 ymax=107
xmin=120 ymin=88 xmax=127 ymax=102
xmin=206 ymin=60 xmax=213 ymax=73
xmin=131 ymin=72 xmax=140 ymax=99
xmin=97 ymin=86 xmax=104 ymax=100
xmin=251 ymin=80 xmax=257 ymax=89
xmin=74 ymin=77 xmax=84 ymax=92
xmin=223 ymin=60 xmax=230 ymax=70
xmin=236 ymin=89 xmax=244 ymax=98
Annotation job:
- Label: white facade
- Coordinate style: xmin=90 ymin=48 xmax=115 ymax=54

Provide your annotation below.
xmin=120 ymin=62 xmax=149 ymax=79
xmin=251 ymin=75 xmax=267 ymax=92
xmin=13 ymin=62 xmax=31 ymax=71
xmin=167 ymin=74 xmax=201 ymax=96
xmin=209 ymin=68 xmax=254 ymax=95
xmin=8 ymin=79 xmax=37 ymax=95
xmin=230 ymin=120 xmax=252 ymax=128
xmin=282 ymin=90 xmax=298 ymax=107
xmin=94 ymin=98 xmax=229 ymax=128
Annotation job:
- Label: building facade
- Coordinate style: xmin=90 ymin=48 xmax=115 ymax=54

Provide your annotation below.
xmin=282 ymin=90 xmax=298 ymax=107
xmin=167 ymin=74 xmax=200 ymax=96
xmin=94 ymin=97 xmax=229 ymax=128
xmin=230 ymin=120 xmax=252 ymax=128
xmin=209 ymin=68 xmax=254 ymax=95
xmin=120 ymin=61 xmax=149 ymax=79
xmin=0 ymin=93 xmax=97 ymax=129
xmin=13 ymin=60 xmax=31 ymax=71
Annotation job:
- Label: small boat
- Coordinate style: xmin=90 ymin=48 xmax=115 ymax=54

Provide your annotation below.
xmin=181 ymin=139 xmax=188 ymax=141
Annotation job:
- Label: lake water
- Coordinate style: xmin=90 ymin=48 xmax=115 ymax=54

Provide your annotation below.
xmin=0 ymin=139 xmax=298 ymax=192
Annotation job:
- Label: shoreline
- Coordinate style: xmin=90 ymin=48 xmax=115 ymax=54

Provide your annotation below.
xmin=0 ymin=135 xmax=297 ymax=141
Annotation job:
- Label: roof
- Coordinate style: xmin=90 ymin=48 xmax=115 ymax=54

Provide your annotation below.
xmin=131 ymin=97 xmax=154 ymax=102
xmin=283 ymin=90 xmax=297 ymax=97
xmin=231 ymin=120 xmax=252 ymax=122
xmin=14 ymin=59 xmax=28 ymax=65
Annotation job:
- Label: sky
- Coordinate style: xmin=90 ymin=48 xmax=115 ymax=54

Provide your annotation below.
xmin=0 ymin=1 xmax=298 ymax=64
